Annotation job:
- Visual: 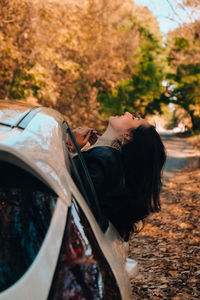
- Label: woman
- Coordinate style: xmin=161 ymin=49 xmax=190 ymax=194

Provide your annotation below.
xmin=67 ymin=112 xmax=166 ymax=241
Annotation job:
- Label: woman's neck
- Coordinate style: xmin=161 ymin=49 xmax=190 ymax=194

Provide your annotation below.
xmin=88 ymin=125 xmax=122 ymax=150
xmin=101 ymin=125 xmax=121 ymax=141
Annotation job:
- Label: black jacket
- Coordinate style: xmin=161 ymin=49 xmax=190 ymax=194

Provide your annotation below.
xmin=73 ymin=146 xmax=128 ymax=234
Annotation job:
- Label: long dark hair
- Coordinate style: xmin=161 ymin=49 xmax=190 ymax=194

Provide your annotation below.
xmin=117 ymin=125 xmax=166 ymax=240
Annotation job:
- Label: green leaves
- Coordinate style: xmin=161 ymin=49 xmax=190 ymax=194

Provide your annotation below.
xmin=9 ymin=68 xmax=42 ymax=99
xmin=174 ymin=37 xmax=190 ymax=51
xmin=166 ymin=19 xmax=200 ymax=131
xmin=98 ymin=21 xmax=166 ymax=118
xmin=167 ymin=63 xmax=200 ymax=130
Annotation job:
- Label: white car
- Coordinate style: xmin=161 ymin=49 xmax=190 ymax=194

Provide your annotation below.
xmin=0 ymin=100 xmax=138 ymax=300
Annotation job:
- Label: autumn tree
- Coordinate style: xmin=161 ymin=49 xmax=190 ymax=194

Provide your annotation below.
xmin=0 ymin=0 xmax=167 ymax=128
xmin=177 ymin=0 xmax=200 ymax=8
xmin=38 ymin=0 xmax=141 ymax=128
xmin=0 ymin=0 xmax=143 ymax=128
xmin=98 ymin=5 xmax=166 ymax=119
xmin=0 ymin=0 xmax=38 ymax=99
xmin=166 ymin=17 xmax=200 ymax=130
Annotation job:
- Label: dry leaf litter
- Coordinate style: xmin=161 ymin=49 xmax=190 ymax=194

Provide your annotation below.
xmin=129 ymin=166 xmax=200 ymax=299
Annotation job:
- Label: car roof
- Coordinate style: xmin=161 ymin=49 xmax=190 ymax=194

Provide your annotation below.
xmin=0 ymin=100 xmax=36 ymax=126
xmin=0 ymin=100 xmax=72 ymax=203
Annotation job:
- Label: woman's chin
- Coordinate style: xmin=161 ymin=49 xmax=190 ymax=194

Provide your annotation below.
xmin=108 ymin=116 xmax=115 ymax=123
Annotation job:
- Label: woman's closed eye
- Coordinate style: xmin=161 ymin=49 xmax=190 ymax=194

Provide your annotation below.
xmin=132 ymin=114 xmax=141 ymax=120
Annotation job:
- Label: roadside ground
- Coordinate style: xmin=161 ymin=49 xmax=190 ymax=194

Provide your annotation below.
xmin=129 ymin=135 xmax=200 ymax=299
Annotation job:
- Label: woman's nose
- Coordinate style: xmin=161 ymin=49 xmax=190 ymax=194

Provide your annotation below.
xmin=124 ymin=112 xmax=133 ymax=118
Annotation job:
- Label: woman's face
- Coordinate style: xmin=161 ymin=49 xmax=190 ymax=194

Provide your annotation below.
xmin=109 ymin=112 xmax=149 ymax=133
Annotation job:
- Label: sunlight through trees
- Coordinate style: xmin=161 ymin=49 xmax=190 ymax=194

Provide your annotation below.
xmin=0 ymin=0 xmax=199 ymax=131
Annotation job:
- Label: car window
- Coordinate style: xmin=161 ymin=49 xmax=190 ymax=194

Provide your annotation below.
xmin=0 ymin=162 xmax=57 ymax=292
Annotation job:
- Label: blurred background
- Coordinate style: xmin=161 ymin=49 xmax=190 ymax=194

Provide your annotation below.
xmin=0 ymin=0 xmax=200 ymax=133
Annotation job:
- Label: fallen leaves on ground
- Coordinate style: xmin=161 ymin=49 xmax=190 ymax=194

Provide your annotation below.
xmin=129 ymin=167 xmax=200 ymax=299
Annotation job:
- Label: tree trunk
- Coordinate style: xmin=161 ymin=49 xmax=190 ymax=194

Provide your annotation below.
xmin=189 ymin=110 xmax=200 ymax=131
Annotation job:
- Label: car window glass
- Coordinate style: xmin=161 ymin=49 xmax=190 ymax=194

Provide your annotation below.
xmin=0 ymin=162 xmax=57 ymax=292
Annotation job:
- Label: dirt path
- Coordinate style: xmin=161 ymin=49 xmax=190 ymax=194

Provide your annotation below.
xmin=129 ymin=134 xmax=200 ymax=299
xmin=161 ymin=133 xmax=199 ymax=180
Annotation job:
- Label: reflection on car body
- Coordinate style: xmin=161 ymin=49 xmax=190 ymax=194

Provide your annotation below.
xmin=0 ymin=100 xmax=138 ymax=300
